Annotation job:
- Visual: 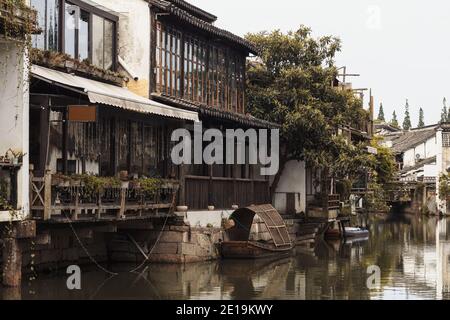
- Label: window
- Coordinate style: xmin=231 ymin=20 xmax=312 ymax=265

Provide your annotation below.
xmin=155 ymin=22 xmax=246 ymax=114
xmin=64 ymin=2 xmax=115 ymax=68
xmin=156 ymin=23 xmax=182 ymax=97
xmin=92 ymin=15 xmax=114 ymax=70
xmin=30 ymin=0 xmax=59 ymax=51
xmin=31 ymin=0 xmax=117 ymax=71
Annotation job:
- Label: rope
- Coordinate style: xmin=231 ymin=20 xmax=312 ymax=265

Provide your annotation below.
xmin=64 ymin=213 xmax=118 ymax=276
xmin=128 ymin=214 xmax=170 ymax=273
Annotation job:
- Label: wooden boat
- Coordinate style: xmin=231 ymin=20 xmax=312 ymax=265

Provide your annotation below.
xmin=324 ymin=228 xmax=341 ymax=239
xmin=344 ymin=227 xmax=369 ymax=238
xmin=221 ymin=241 xmax=294 ymax=259
xmin=221 ymin=205 xmax=294 ymax=259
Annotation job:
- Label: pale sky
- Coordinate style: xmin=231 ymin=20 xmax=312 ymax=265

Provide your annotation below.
xmin=190 ymin=0 xmax=450 ymax=126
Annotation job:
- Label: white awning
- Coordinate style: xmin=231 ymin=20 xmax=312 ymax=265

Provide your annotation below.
xmin=31 ymin=65 xmax=199 ymax=122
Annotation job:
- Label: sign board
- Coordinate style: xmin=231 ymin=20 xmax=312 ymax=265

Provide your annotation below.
xmin=366 ymin=146 xmax=378 ymax=155
xmin=68 ymin=105 xmax=97 ymax=122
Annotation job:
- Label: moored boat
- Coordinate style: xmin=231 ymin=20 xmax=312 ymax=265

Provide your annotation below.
xmin=220 ymin=241 xmax=294 ymax=259
xmin=344 ymin=227 xmax=370 ymax=238
xmin=220 ymin=204 xmax=294 ymax=259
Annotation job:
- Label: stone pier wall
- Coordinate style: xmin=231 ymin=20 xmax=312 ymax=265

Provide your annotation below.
xmin=21 ymin=230 xmax=109 ymax=273
xmin=109 ymin=225 xmax=225 ymax=264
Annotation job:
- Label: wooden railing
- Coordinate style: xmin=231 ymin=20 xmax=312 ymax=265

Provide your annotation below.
xmin=184 ymin=175 xmax=270 ymax=210
xmin=327 ymin=194 xmax=341 ymax=211
xmin=30 ymin=173 xmax=179 ymax=221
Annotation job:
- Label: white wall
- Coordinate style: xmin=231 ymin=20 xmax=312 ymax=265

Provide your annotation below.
xmin=185 ymin=210 xmax=234 ymax=228
xmin=93 ymin=0 xmax=150 ymax=96
xmin=272 ymin=160 xmax=306 ymax=214
xmin=0 ymin=41 xmax=29 ymax=222
xmin=403 ymin=136 xmax=437 ymax=168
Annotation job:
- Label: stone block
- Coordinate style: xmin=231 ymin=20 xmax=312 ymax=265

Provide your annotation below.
xmin=159 ymin=231 xmax=188 ymax=243
xmin=178 ymin=243 xmax=197 ymax=256
xmin=152 ymin=242 xmax=178 ymax=255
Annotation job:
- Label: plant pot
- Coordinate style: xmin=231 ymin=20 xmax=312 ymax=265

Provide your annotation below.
xmin=208 ymin=205 xmax=215 ymax=211
xmin=231 ymin=205 xmax=239 ymax=210
xmin=176 ymin=205 xmax=188 ymax=212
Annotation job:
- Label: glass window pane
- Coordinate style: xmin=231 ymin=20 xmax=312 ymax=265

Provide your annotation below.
xmin=92 ymin=15 xmax=104 ymax=68
xmin=64 ymin=3 xmax=76 ymax=57
xmin=46 ymin=0 xmax=59 ymax=51
xmin=78 ymin=10 xmax=89 ymax=62
xmin=30 ymin=0 xmax=46 ymax=50
xmin=104 ymin=19 xmax=114 ymax=70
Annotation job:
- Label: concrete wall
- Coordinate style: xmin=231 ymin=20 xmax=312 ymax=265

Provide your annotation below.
xmin=273 ymin=160 xmax=306 ymax=214
xmin=93 ymin=0 xmax=150 ymax=97
xmin=185 ymin=210 xmax=234 ymax=228
xmin=0 ymin=41 xmax=29 ymax=222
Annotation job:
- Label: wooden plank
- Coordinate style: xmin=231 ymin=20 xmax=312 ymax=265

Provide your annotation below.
xmin=43 ymin=171 xmax=52 ymax=220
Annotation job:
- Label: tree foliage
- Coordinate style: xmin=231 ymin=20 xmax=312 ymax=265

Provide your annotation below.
xmin=402 ymin=99 xmax=412 ymax=130
xmin=246 ymin=26 xmax=371 ymax=185
xmin=441 ymin=98 xmax=448 ymax=123
xmin=418 ymin=107 xmax=425 ymax=128
xmin=390 ymin=111 xmax=399 ymax=128
xmin=377 ymin=103 xmax=385 ymax=122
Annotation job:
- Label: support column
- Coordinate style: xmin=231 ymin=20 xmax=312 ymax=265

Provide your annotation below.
xmin=2 ymin=237 xmax=22 ymax=287
xmin=2 ymin=221 xmax=36 ymax=287
xmin=436 ymin=128 xmax=446 ymax=214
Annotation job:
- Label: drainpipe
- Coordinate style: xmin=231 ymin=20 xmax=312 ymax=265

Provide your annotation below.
xmin=436 ymin=128 xmax=446 ymax=214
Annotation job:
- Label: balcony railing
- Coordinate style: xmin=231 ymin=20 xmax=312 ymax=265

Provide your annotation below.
xmin=30 ymin=172 xmax=179 ymax=222
xmin=184 ymin=175 xmax=270 ymax=210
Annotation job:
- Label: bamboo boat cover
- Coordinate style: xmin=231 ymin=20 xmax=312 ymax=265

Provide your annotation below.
xmin=228 ymin=204 xmax=292 ymax=247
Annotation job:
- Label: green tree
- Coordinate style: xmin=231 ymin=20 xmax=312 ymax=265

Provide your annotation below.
xmin=402 ymin=99 xmax=412 ymax=130
xmin=377 ymin=103 xmax=385 ymax=122
xmin=245 ymin=26 xmax=373 ymax=194
xmin=441 ymin=98 xmax=448 ymax=123
xmin=390 ymin=111 xmax=399 ymax=128
xmin=418 ymin=107 xmax=425 ymax=128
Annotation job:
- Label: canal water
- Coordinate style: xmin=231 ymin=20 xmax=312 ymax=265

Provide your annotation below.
xmin=2 ymin=213 xmax=450 ymax=300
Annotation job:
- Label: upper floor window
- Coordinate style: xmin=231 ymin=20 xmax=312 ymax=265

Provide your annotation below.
xmin=31 ymin=0 xmax=117 ymax=71
xmin=31 ymin=0 xmax=59 ymax=51
xmin=155 ymin=22 xmax=246 ymax=114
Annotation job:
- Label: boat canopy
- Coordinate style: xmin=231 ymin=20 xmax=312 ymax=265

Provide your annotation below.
xmin=227 ymin=204 xmax=292 ymax=247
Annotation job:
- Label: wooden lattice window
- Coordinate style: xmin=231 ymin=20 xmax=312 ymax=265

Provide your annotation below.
xmin=156 ymin=22 xmax=182 ymax=97
xmin=443 ymin=133 xmax=450 ymax=147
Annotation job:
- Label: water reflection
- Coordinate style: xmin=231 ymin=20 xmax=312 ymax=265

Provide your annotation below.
xmin=2 ymin=214 xmax=450 ymax=300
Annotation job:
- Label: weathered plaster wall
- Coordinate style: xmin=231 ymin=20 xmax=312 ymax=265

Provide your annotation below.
xmin=185 ymin=210 xmax=234 ymax=228
xmin=403 ymin=136 xmax=437 ymax=168
xmin=0 ymin=42 xmax=29 ymax=221
xmin=273 ymin=160 xmax=306 ymax=214
xmin=93 ymin=0 xmax=150 ymax=97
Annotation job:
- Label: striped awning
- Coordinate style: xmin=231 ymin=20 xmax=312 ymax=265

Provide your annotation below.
xmin=31 ymin=65 xmax=199 ymax=122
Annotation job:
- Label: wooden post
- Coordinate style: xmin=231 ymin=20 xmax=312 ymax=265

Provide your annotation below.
xmin=179 ymin=163 xmax=186 ymax=206
xmin=118 ymin=188 xmax=126 ymax=219
xmin=43 ymin=170 xmax=52 ymax=220
xmin=97 ymin=191 xmax=102 ymax=219
xmin=72 ymin=189 xmax=79 ymax=220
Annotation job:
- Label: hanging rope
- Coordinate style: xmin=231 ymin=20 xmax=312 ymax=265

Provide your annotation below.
xmin=64 ymin=213 xmax=118 ymax=276
xmin=128 ymin=214 xmax=170 ymax=273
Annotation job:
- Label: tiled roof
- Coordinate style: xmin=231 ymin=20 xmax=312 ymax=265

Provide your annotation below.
xmin=166 ymin=0 xmax=217 ymax=23
xmin=151 ymin=0 xmax=258 ymax=54
xmin=391 ymin=127 xmax=437 ymax=154
xmin=151 ymin=93 xmax=280 ymax=129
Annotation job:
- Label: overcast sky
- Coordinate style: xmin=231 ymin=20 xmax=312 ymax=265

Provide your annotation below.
xmin=190 ymin=0 xmax=450 ymax=127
